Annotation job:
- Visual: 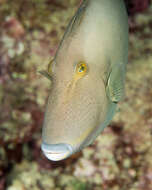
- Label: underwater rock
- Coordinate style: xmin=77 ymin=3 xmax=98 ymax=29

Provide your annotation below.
xmin=0 ymin=0 xmax=152 ymax=189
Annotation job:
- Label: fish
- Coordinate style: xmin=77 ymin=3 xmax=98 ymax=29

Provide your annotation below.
xmin=40 ymin=0 xmax=128 ymax=161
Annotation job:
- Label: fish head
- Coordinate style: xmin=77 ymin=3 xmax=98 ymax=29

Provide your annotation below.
xmin=41 ymin=48 xmax=109 ymax=161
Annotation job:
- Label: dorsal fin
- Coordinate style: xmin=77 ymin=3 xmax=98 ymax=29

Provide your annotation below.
xmin=55 ymin=0 xmax=88 ymax=56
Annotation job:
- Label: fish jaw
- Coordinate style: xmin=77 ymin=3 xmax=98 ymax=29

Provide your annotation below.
xmin=41 ymin=143 xmax=73 ymax=161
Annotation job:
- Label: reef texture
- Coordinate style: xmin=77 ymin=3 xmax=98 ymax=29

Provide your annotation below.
xmin=0 ymin=0 xmax=152 ymax=190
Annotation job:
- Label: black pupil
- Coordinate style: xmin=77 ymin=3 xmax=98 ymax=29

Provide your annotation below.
xmin=79 ymin=65 xmax=85 ymax=72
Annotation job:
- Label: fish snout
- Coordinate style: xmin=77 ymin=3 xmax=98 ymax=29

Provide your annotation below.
xmin=41 ymin=142 xmax=73 ymax=161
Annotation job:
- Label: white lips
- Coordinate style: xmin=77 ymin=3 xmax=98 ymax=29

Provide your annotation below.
xmin=41 ymin=143 xmax=73 ymax=161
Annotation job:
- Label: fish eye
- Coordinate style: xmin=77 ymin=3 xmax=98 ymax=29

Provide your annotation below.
xmin=48 ymin=59 xmax=54 ymax=74
xmin=76 ymin=62 xmax=87 ymax=76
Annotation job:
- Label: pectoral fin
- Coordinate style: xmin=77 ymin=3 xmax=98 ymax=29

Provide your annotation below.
xmin=38 ymin=70 xmax=52 ymax=81
xmin=106 ymin=64 xmax=125 ymax=103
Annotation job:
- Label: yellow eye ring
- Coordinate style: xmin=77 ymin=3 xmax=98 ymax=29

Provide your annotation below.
xmin=76 ymin=62 xmax=87 ymax=76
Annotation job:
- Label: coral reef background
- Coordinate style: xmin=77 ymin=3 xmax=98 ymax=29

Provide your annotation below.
xmin=0 ymin=0 xmax=152 ymax=189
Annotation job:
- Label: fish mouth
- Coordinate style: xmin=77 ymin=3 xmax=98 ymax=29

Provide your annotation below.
xmin=41 ymin=142 xmax=73 ymax=161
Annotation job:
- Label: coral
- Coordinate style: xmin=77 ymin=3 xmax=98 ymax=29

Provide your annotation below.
xmin=0 ymin=0 xmax=152 ymax=190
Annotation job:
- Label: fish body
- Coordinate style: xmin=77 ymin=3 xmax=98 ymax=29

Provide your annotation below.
xmin=41 ymin=0 xmax=128 ymax=161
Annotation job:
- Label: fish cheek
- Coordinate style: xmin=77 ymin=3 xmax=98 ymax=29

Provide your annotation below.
xmin=71 ymin=91 xmax=104 ymax=149
xmin=42 ymin=75 xmax=105 ymax=149
xmin=80 ymin=82 xmax=109 ymax=148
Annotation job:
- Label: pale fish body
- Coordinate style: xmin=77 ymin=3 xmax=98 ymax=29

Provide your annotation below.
xmin=41 ymin=0 xmax=128 ymax=161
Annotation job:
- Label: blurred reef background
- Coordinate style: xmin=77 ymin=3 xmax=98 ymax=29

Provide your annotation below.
xmin=0 ymin=0 xmax=152 ymax=189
